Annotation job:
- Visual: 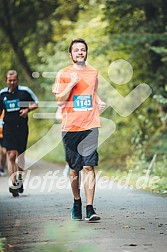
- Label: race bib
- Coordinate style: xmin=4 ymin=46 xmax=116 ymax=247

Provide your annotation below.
xmin=73 ymin=95 xmax=93 ymax=111
xmin=4 ymin=99 xmax=20 ymax=112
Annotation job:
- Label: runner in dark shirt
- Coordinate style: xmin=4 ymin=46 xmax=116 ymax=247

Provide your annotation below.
xmin=0 ymin=70 xmax=38 ymax=197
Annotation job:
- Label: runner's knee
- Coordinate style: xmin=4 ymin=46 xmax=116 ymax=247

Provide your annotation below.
xmin=83 ymin=166 xmax=94 ymax=172
xmin=8 ymin=151 xmax=17 ymax=162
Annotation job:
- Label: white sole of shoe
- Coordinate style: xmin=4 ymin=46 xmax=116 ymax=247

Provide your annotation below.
xmin=85 ymin=214 xmax=100 ymax=221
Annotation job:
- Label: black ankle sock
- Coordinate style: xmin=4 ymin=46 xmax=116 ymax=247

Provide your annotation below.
xmin=74 ymin=198 xmax=82 ymax=205
xmin=86 ymin=205 xmax=93 ymax=210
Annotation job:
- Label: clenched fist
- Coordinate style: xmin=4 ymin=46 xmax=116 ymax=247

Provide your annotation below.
xmin=70 ymin=72 xmax=79 ymax=87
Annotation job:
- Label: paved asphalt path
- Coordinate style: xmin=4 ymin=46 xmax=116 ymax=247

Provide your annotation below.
xmin=0 ymin=160 xmax=167 ymax=252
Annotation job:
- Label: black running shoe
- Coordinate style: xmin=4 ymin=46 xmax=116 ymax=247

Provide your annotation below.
xmin=0 ymin=168 xmax=6 ymax=176
xmin=85 ymin=206 xmax=100 ymax=221
xmin=9 ymin=183 xmax=19 ymax=197
xmin=71 ymin=204 xmax=82 ymax=220
xmin=17 ymin=179 xmax=24 ymax=194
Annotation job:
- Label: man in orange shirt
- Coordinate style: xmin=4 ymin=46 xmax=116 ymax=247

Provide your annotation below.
xmin=53 ymin=38 xmax=106 ymax=221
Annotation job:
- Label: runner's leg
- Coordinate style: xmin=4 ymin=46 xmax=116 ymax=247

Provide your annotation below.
xmin=69 ymin=169 xmax=81 ymax=199
xmin=7 ymin=150 xmax=18 ymax=185
xmin=83 ymin=166 xmax=95 ymax=205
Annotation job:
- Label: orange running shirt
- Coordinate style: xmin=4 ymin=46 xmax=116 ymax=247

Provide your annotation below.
xmin=53 ymin=65 xmax=101 ymax=132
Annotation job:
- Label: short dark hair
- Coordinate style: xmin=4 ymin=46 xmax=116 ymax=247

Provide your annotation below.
xmin=68 ymin=38 xmax=88 ymax=53
xmin=6 ymin=70 xmax=18 ymax=78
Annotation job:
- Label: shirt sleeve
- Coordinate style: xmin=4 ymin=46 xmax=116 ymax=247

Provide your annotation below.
xmin=26 ymin=88 xmax=38 ymax=104
xmin=52 ymin=69 xmax=70 ymax=95
xmin=95 ymin=71 xmax=98 ymax=91
xmin=0 ymin=95 xmax=3 ymax=111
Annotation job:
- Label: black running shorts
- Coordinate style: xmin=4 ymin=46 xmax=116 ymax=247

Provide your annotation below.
xmin=62 ymin=128 xmax=99 ymax=171
xmin=3 ymin=123 xmax=28 ymax=154
xmin=0 ymin=138 xmax=3 ymax=146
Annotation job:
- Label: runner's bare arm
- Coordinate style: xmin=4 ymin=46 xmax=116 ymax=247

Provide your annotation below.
xmin=55 ymin=72 xmax=79 ymax=106
xmin=20 ymin=102 xmax=38 ymax=117
xmin=95 ymin=91 xmax=106 ymax=111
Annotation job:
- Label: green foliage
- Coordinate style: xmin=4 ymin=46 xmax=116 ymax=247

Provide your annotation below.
xmin=0 ymin=236 xmax=7 ymax=252
xmin=103 ymin=0 xmax=167 ymax=94
xmin=0 ymin=0 xmax=82 ymax=78
xmin=40 ymin=222 xmax=97 ymax=252
xmin=152 ymin=155 xmax=167 ymax=192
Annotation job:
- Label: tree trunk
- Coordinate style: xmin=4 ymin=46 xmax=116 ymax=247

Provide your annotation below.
xmin=1 ymin=0 xmax=33 ymax=79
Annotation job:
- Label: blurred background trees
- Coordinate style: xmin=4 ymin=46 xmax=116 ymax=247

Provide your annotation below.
xmin=0 ymin=0 xmax=166 ymax=190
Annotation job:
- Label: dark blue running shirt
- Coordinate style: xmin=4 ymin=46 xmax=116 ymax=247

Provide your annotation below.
xmin=0 ymin=85 xmax=38 ymax=125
